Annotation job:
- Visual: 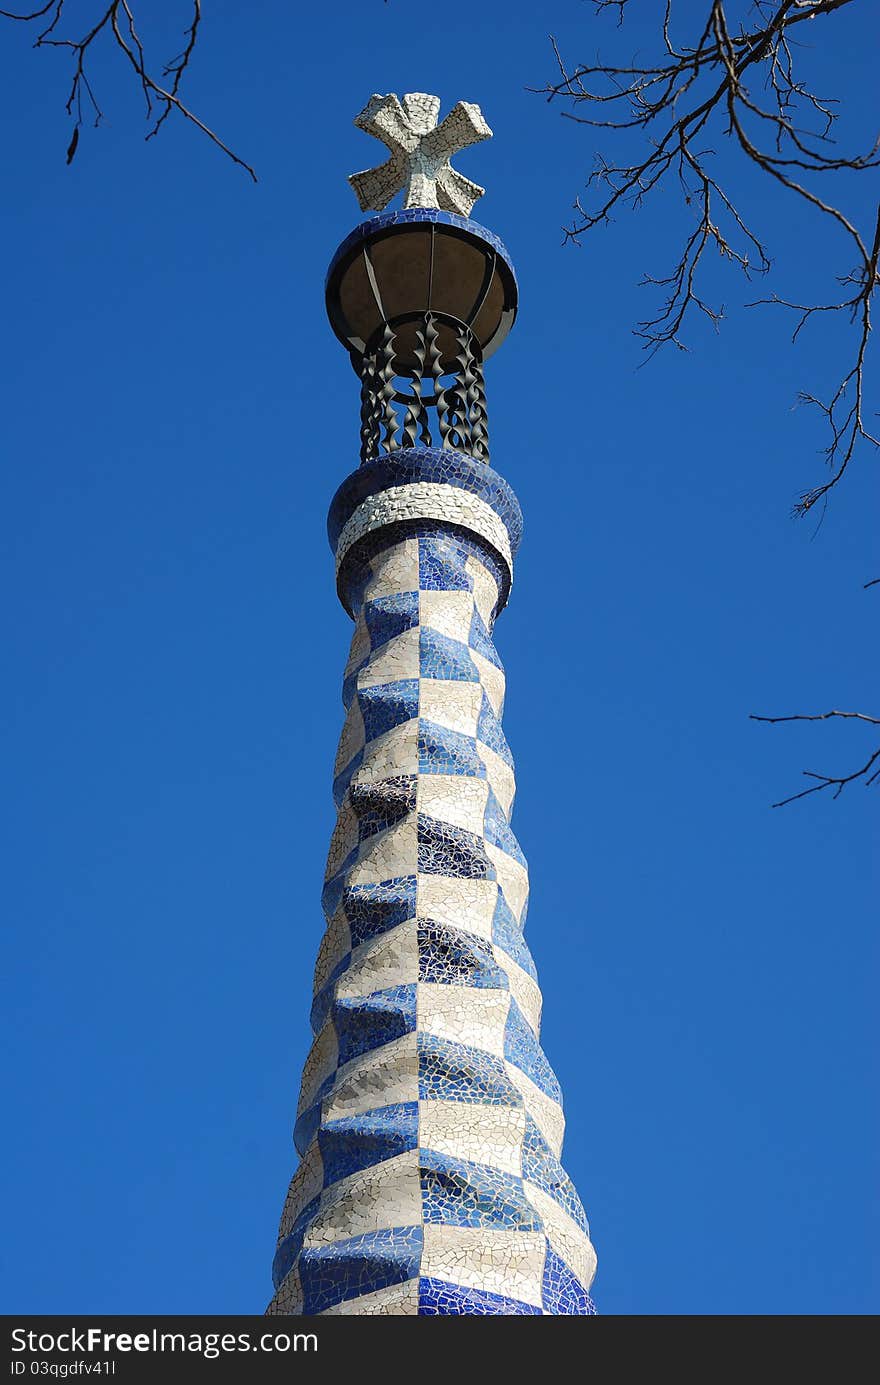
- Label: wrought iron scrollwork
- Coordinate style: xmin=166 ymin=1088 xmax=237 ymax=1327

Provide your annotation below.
xmin=358 ymin=348 xmax=381 ymax=462
xmin=357 ymin=312 xmax=490 ymax=466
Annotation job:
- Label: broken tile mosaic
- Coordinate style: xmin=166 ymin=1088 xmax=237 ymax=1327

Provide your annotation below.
xmin=267 ymin=514 xmax=596 ymax=1316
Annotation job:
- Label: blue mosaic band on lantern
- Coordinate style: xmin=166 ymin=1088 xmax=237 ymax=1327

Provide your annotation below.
xmin=266 ymin=524 xmax=597 ymax=1316
xmin=326 ymin=208 xmax=518 ymax=297
xmin=328 ymin=448 xmax=523 ymax=555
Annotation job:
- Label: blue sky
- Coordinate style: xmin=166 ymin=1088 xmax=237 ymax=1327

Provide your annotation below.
xmin=1 ymin=1 xmax=876 ymax=1316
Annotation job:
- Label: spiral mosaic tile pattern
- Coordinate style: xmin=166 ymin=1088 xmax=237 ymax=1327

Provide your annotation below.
xmin=267 ymin=494 xmax=596 ymax=1316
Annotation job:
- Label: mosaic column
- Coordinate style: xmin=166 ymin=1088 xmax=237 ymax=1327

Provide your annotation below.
xmin=267 ymin=94 xmax=597 ymax=1317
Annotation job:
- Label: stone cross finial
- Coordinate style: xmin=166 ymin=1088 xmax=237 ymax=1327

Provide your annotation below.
xmin=348 ymin=92 xmax=492 ymax=217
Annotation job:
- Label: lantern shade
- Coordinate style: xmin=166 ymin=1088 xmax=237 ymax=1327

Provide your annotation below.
xmin=326 ymin=208 xmax=518 ymax=372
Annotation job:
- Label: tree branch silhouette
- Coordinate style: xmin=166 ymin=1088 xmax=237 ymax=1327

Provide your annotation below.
xmin=749 ymin=709 xmax=880 ymax=805
xmin=0 ymin=1 xmax=256 ymax=179
xmin=539 ymin=0 xmax=878 ymax=517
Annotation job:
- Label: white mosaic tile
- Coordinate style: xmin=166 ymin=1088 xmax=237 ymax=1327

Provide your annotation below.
xmin=417 ymin=983 xmax=511 ymax=1056
xmin=335 ymin=484 xmax=513 ymax=579
xmin=417 ymin=775 xmax=490 ymax=836
xmin=418 ymin=679 xmax=482 ymax=738
xmin=322 ymin=1033 xmax=420 ymax=1123
xmin=345 ymin=817 xmax=419 ymax=887
xmin=312 ymin=907 xmax=351 ymax=995
xmin=277 ymin=1143 xmax=325 ymax=1242
xmin=416 ymin=874 xmax=497 ymax=942
xmin=335 ymin=920 xmax=419 ymax=1001
xmin=266 ymin=1265 xmax=302 ymax=1315
xmin=421 ymin=1226 xmax=546 ymax=1307
xmin=319 ymin=1279 xmax=420 ymax=1316
xmin=351 ymin=720 xmax=419 ymax=785
xmin=297 ymin=1022 xmax=340 ymax=1118
xmin=333 ymin=697 xmax=365 ymax=780
xmin=419 ymin=1099 xmax=526 ymax=1176
xmin=465 ymin=554 xmax=500 ymax=625
xmin=356 ymin=626 xmax=421 ymax=688
xmin=303 ymin=1152 xmax=422 ymax=1247
xmin=419 ymin=589 xmax=476 ymax=641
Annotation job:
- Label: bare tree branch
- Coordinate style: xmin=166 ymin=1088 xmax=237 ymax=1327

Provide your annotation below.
xmin=538 ymin=0 xmax=878 ymax=516
xmin=0 ymin=2 xmax=256 ymax=180
xmin=749 ymin=710 xmax=880 ymax=805
xmin=750 ymin=710 xmax=880 ymax=727
xmin=750 ymin=573 xmax=877 ymax=807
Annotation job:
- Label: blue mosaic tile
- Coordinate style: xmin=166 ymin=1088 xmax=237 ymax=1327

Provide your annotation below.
xmin=417 ymin=1033 xmax=522 ymax=1107
xmin=417 ymin=920 xmax=507 ymax=990
xmin=318 ymin=1102 xmax=419 ymax=1186
xmin=476 ymin=689 xmax=513 ymax=766
xmin=320 ymin=868 xmax=349 ymax=922
xmin=333 ymin=983 xmax=417 ymax=1067
xmin=332 ymin=745 xmax=363 ymax=809
xmin=310 ymin=953 xmax=350 ymax=1033
xmin=293 ymin=1101 xmax=322 ymax=1160
xmin=340 ymin=553 xmax=372 ymax=617
xmin=419 ymin=1278 xmax=541 ymax=1315
xmin=418 ymin=530 xmax=476 ymax=593
xmin=298 ymin=1227 xmax=423 ymax=1315
xmin=350 ymin=775 xmax=416 ymax=838
xmin=419 ymin=627 xmax=479 ymax=682
xmin=343 ymin=876 xmax=417 ymax=949
xmin=468 ymin=606 xmax=503 ymax=669
xmin=541 ymin=1248 xmax=597 ymax=1316
xmin=341 ymin=669 xmax=360 ymax=714
xmin=491 ymin=888 xmax=537 ymax=981
xmin=483 ymin=785 xmax=527 ymax=866
xmin=364 ymin=591 xmax=420 ymax=650
xmin=504 ymin=998 xmax=563 ymax=1103
xmin=521 ymin=1116 xmax=590 ymax=1232
xmin=272 ymin=1195 xmax=320 ymax=1289
xmin=417 ymin=813 xmax=495 ymax=880
xmin=418 ymin=720 xmax=485 ymax=777
xmin=419 ymin=1148 xmax=543 ymax=1231
xmin=357 ymin=679 xmax=419 ymax=743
